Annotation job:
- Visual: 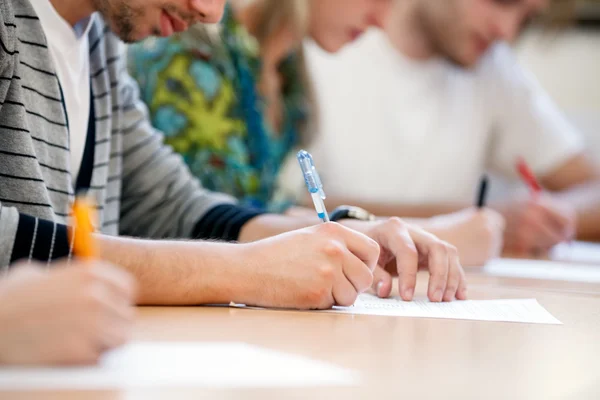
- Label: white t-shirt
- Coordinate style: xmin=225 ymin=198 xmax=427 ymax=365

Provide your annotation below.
xmin=303 ymin=29 xmax=584 ymax=205
xmin=30 ymin=0 xmax=94 ymax=183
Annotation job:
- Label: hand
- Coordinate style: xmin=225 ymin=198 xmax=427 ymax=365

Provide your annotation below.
xmin=341 ymin=218 xmax=467 ymax=302
xmin=0 ymin=260 xmax=136 ymax=366
xmin=498 ymin=195 xmax=576 ymax=255
xmin=238 ymin=222 xmax=380 ymax=309
xmin=425 ymin=208 xmax=505 ymax=266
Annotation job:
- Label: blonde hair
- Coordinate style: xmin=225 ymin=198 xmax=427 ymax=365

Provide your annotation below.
xmin=245 ymin=0 xmax=315 ymax=146
xmin=242 ymin=0 xmax=309 ymax=46
xmin=181 ymin=0 xmax=316 ymax=146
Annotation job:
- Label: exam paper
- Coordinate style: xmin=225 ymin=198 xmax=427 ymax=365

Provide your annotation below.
xmin=323 ymin=294 xmax=561 ymax=325
xmin=484 ymin=258 xmax=600 ymax=283
xmin=0 ymin=342 xmax=359 ymax=391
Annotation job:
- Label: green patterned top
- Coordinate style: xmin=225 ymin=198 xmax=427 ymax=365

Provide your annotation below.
xmin=128 ymin=5 xmax=308 ymax=212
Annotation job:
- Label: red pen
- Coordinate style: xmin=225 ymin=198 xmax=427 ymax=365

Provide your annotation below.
xmin=516 ymin=157 xmax=542 ymax=196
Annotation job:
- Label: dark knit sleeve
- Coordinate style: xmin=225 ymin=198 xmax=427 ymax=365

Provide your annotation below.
xmin=192 ymin=204 xmax=265 ymax=242
xmin=10 ymin=213 xmax=71 ymax=264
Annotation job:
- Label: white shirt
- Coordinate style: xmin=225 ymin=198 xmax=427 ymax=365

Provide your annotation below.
xmin=30 ymin=0 xmax=94 ymax=182
xmin=303 ymin=29 xmax=584 ymax=205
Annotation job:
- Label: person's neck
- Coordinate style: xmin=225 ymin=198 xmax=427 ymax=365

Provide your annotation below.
xmin=233 ymin=1 xmax=299 ymax=70
xmin=385 ymin=0 xmax=435 ymax=61
xmin=49 ymin=0 xmax=95 ymax=26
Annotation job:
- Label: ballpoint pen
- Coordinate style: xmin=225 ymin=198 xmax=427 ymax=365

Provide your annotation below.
xmin=476 ymin=175 xmax=489 ymax=209
xmin=297 ymin=150 xmax=330 ymax=223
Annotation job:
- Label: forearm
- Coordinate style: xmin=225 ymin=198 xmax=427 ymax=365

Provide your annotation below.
xmin=96 ymin=234 xmax=248 ymax=305
xmin=238 ymin=214 xmax=320 ymax=242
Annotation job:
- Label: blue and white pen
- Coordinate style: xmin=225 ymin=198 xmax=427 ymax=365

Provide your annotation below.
xmin=297 ymin=150 xmax=330 ymax=223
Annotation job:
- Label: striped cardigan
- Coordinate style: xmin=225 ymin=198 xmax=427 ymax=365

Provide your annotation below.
xmin=0 ymin=0 xmax=262 ymax=268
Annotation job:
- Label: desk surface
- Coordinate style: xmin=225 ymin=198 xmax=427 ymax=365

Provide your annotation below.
xmin=4 ymin=277 xmax=600 ymax=400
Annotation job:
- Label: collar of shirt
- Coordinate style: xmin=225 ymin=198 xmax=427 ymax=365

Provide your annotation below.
xmin=29 ymin=0 xmax=96 ymax=52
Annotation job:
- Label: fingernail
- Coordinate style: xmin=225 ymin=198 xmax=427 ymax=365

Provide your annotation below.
xmin=434 ymin=289 xmax=444 ymax=302
xmin=403 ymin=288 xmax=414 ymax=300
xmin=375 ymin=281 xmax=383 ymax=296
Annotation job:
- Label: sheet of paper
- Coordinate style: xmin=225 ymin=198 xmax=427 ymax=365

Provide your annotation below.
xmin=0 ymin=342 xmax=359 ymax=391
xmin=550 ymin=241 xmax=600 ymax=264
xmin=322 ymin=294 xmax=561 ymax=325
xmin=484 ymin=258 xmax=600 ymax=283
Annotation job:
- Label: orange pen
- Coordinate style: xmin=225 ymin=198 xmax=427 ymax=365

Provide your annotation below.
xmin=69 ymin=196 xmax=97 ymax=259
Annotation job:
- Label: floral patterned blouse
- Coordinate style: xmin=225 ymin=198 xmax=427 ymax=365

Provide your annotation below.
xmin=128 ymin=5 xmax=307 ymax=212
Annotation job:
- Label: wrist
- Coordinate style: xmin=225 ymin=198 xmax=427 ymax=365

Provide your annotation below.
xmin=224 ymin=241 xmax=273 ymax=305
xmin=238 ymin=214 xmax=318 ymax=243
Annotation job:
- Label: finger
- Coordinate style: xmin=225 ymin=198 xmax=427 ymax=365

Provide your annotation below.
xmin=370 ymin=218 xmax=418 ymax=301
xmin=442 ymin=249 xmax=462 ymax=302
xmin=89 ymin=281 xmax=136 ymax=323
xmin=521 ymin=208 xmax=565 ymax=249
xmin=333 ymin=223 xmax=380 ymax=271
xmin=58 ymin=338 xmax=103 ymax=366
xmin=332 ymin=267 xmax=359 ymax=307
xmin=97 ymin=316 xmax=133 ymax=351
xmin=535 ymin=200 xmax=574 ymax=237
xmin=340 ymin=249 xmax=373 ymax=295
xmin=90 ymin=263 xmax=137 ymax=302
xmin=426 ymin=243 xmax=449 ymax=303
xmin=372 ymin=266 xmax=393 ymax=298
xmin=456 ymin=264 xmax=468 ymax=300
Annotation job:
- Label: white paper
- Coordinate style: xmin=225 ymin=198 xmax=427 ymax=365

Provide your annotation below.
xmin=0 ymin=342 xmax=359 ymax=391
xmin=484 ymin=258 xmax=600 ymax=283
xmin=550 ymin=241 xmax=600 ymax=264
xmin=323 ymin=294 xmax=561 ymax=325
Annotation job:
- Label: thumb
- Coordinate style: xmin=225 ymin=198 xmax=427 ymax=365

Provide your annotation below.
xmin=372 ymin=265 xmax=393 ymax=298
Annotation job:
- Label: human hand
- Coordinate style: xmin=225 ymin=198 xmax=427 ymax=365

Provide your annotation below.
xmin=341 ymin=218 xmax=467 ymax=302
xmin=498 ymin=195 xmax=576 ymax=255
xmin=0 ymin=260 xmax=136 ymax=365
xmin=238 ymin=222 xmax=380 ymax=309
xmin=425 ymin=208 xmax=505 ymax=266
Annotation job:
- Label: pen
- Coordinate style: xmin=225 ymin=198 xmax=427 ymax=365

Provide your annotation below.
xmin=476 ymin=175 xmax=489 ymax=209
xmin=516 ymin=157 xmax=542 ymax=197
xmin=297 ymin=150 xmax=330 ymax=223
xmin=69 ymin=196 xmax=97 ymax=259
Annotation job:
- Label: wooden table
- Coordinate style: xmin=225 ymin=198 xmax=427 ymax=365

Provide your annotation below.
xmin=4 ymin=277 xmax=600 ymax=400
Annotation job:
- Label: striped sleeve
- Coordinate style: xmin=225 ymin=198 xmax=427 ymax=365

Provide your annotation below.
xmin=117 ymin=49 xmax=264 ymax=240
xmin=0 ymin=205 xmax=71 ymax=267
xmin=0 ymin=0 xmax=16 ymax=110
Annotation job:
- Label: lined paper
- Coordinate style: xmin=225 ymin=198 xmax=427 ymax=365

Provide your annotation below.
xmin=324 ymin=294 xmax=561 ymax=325
xmin=0 ymin=342 xmax=359 ymax=390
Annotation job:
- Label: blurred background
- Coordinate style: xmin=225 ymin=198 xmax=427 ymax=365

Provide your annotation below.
xmin=517 ymin=0 xmax=599 ymax=146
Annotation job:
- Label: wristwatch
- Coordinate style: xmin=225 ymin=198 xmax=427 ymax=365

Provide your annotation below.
xmin=329 ymin=206 xmax=376 ymax=222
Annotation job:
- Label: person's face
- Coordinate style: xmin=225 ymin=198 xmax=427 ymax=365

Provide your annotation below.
xmin=309 ymin=0 xmax=393 ymax=53
xmin=418 ymin=0 xmax=549 ymax=67
xmin=91 ymin=0 xmax=227 ymax=43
